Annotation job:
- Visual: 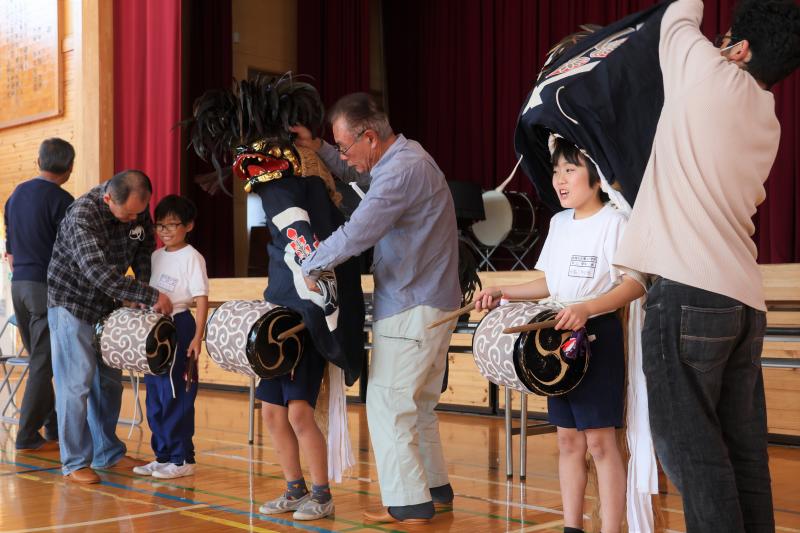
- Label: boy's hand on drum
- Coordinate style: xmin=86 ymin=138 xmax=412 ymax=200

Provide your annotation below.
xmin=153 ymin=292 xmax=173 ymax=316
xmin=303 ymin=274 xmax=322 ymax=293
xmin=122 ymin=300 xmax=137 ymax=308
xmin=474 ymin=288 xmax=501 ymax=312
xmin=555 ymin=303 xmax=589 ymax=331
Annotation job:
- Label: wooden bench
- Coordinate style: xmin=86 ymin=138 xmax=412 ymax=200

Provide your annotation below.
xmin=201 ymin=265 xmax=800 ymax=438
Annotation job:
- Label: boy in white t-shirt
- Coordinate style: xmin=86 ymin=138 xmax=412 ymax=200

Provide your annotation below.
xmin=132 ymin=195 xmax=209 ymax=480
xmin=474 ymin=138 xmax=644 ymax=533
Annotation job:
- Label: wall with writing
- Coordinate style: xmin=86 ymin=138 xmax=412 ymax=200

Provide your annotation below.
xmin=0 ymin=0 xmax=62 ymax=129
xmin=0 ymin=0 xmax=79 ymax=218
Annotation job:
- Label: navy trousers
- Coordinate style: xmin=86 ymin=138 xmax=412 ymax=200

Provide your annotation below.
xmin=144 ymin=311 xmax=197 ymax=464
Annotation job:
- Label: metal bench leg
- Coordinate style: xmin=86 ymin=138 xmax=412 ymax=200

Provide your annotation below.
xmin=118 ymin=371 xmax=143 ymax=429
xmin=505 ymin=386 xmax=513 ymax=478
xmin=519 ymin=393 xmax=528 ymax=481
xmin=248 ymin=377 xmax=255 ymax=444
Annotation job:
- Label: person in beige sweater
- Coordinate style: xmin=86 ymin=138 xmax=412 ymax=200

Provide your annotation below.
xmin=613 ymin=1 xmax=800 ymax=531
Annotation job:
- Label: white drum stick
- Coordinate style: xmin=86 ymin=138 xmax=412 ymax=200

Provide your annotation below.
xmin=350 ymin=182 xmax=366 ymax=199
xmin=495 ymin=155 xmax=524 ymax=193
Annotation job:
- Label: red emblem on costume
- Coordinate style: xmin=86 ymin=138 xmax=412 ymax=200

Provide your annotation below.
xmin=286 ymin=229 xmax=322 ymax=261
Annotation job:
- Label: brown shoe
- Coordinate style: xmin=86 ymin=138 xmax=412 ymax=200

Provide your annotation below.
xmin=17 ymin=440 xmax=60 ymax=453
xmin=362 ymin=507 xmax=430 ymax=524
xmin=106 ymin=455 xmax=148 ymax=470
xmin=65 ymin=467 xmax=100 ymax=484
xmin=433 ymin=500 xmax=453 ymax=511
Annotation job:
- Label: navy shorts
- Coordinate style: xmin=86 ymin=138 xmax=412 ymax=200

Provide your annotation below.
xmin=255 ymin=342 xmax=326 ymax=408
xmin=547 ymin=312 xmax=625 ymax=430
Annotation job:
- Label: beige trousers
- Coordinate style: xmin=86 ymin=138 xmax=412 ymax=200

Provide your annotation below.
xmin=366 ymin=305 xmax=455 ymax=506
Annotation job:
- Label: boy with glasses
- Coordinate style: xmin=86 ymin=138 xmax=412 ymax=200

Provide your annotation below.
xmin=133 ymin=195 xmax=209 ymax=479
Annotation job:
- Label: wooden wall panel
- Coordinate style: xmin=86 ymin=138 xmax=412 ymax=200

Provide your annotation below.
xmin=0 ymin=0 xmax=62 ymax=129
xmin=0 ymin=0 xmax=79 ymax=209
xmin=0 ymin=0 xmax=113 ymax=222
xmin=764 ymin=370 xmax=800 ymax=436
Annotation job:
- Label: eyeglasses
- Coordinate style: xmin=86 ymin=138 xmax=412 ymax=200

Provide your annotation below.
xmin=336 ymin=130 xmax=366 ymax=155
xmin=713 ymin=33 xmax=731 ymax=48
xmin=155 ymin=222 xmax=184 ymax=232
xmin=714 ymin=33 xmax=741 ymax=54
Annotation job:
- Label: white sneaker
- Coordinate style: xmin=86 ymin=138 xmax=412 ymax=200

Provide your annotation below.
xmin=259 ymin=492 xmax=311 ymax=515
xmin=133 ymin=460 xmax=168 ymax=476
xmin=151 ymin=461 xmax=196 ymax=479
xmin=293 ymin=497 xmax=334 ymax=520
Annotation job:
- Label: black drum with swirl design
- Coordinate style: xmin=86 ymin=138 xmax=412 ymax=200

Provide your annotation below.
xmin=205 ymin=300 xmax=304 ymax=379
xmin=472 ymin=301 xmax=590 ymax=396
xmin=247 ymin=307 xmax=304 ymax=378
xmin=94 ymin=308 xmax=176 ymax=375
xmin=514 ymin=310 xmax=590 ymax=396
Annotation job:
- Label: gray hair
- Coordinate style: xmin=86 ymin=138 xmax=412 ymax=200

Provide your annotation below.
xmin=328 ymin=92 xmax=393 ymax=140
xmin=107 ymin=170 xmax=152 ymax=204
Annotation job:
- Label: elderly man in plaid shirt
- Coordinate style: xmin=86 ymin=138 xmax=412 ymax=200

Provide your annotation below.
xmin=47 ymin=170 xmax=173 ymax=484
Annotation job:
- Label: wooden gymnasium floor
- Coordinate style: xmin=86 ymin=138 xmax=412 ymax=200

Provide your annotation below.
xmin=1 ymin=385 xmax=799 ymax=532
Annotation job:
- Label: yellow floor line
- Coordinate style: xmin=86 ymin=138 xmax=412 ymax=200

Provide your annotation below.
xmin=179 ymin=510 xmax=282 ymax=533
xmin=518 ymin=518 xmax=565 ymax=532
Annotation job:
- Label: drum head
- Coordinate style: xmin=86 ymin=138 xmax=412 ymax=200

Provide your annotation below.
xmin=247 ymin=307 xmax=304 ymax=378
xmin=471 ymin=190 xmax=512 ymax=246
xmin=503 ymin=191 xmax=536 ymax=249
xmin=514 ymin=311 xmax=589 ymax=396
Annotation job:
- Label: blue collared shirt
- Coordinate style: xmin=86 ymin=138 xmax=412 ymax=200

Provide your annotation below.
xmin=302 ymin=135 xmax=461 ymax=321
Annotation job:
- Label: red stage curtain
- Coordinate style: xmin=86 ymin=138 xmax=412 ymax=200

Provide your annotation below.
xmin=113 ymin=0 xmax=182 ymax=206
xmin=114 ymin=0 xmax=234 ymax=277
xmin=381 ymin=0 xmax=800 ymax=263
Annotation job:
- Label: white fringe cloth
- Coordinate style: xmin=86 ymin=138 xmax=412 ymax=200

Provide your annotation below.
xmin=326 ymin=364 xmax=355 ymax=482
xmin=625 ymin=299 xmax=658 ymax=533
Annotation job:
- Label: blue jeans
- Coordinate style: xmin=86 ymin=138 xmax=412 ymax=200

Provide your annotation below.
xmin=49 ymin=306 xmax=126 ymax=475
xmin=642 ymin=278 xmax=774 ymax=533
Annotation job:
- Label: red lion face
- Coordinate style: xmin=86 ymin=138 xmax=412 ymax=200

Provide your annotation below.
xmin=233 ymin=141 xmax=301 ymax=192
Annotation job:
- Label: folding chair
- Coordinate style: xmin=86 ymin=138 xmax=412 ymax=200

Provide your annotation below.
xmin=0 ymin=315 xmax=28 ymax=424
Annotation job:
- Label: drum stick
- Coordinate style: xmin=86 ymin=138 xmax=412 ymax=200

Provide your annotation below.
xmin=185 ymin=356 xmax=197 ymax=392
xmin=427 ymin=290 xmax=503 ymax=329
xmin=277 ymin=322 xmax=306 ymax=341
xmin=495 ymin=155 xmax=524 ymax=193
xmin=350 ymin=182 xmax=366 ymax=199
xmin=503 ymin=319 xmax=559 ymax=334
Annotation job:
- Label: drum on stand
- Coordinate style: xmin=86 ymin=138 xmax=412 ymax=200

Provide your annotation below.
xmin=472 ymin=302 xmax=589 ymax=396
xmin=205 ymin=300 xmax=304 ymax=379
xmin=94 ymin=308 xmax=176 ymax=375
xmin=515 ymin=310 xmax=590 ymax=396
xmin=470 ymin=190 xmax=536 ymax=249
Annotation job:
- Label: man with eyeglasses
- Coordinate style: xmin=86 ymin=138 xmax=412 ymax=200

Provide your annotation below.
xmin=291 ymin=92 xmax=461 ymax=524
xmin=47 ymin=170 xmax=172 ymax=484
xmin=613 ymin=1 xmax=800 ymax=531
